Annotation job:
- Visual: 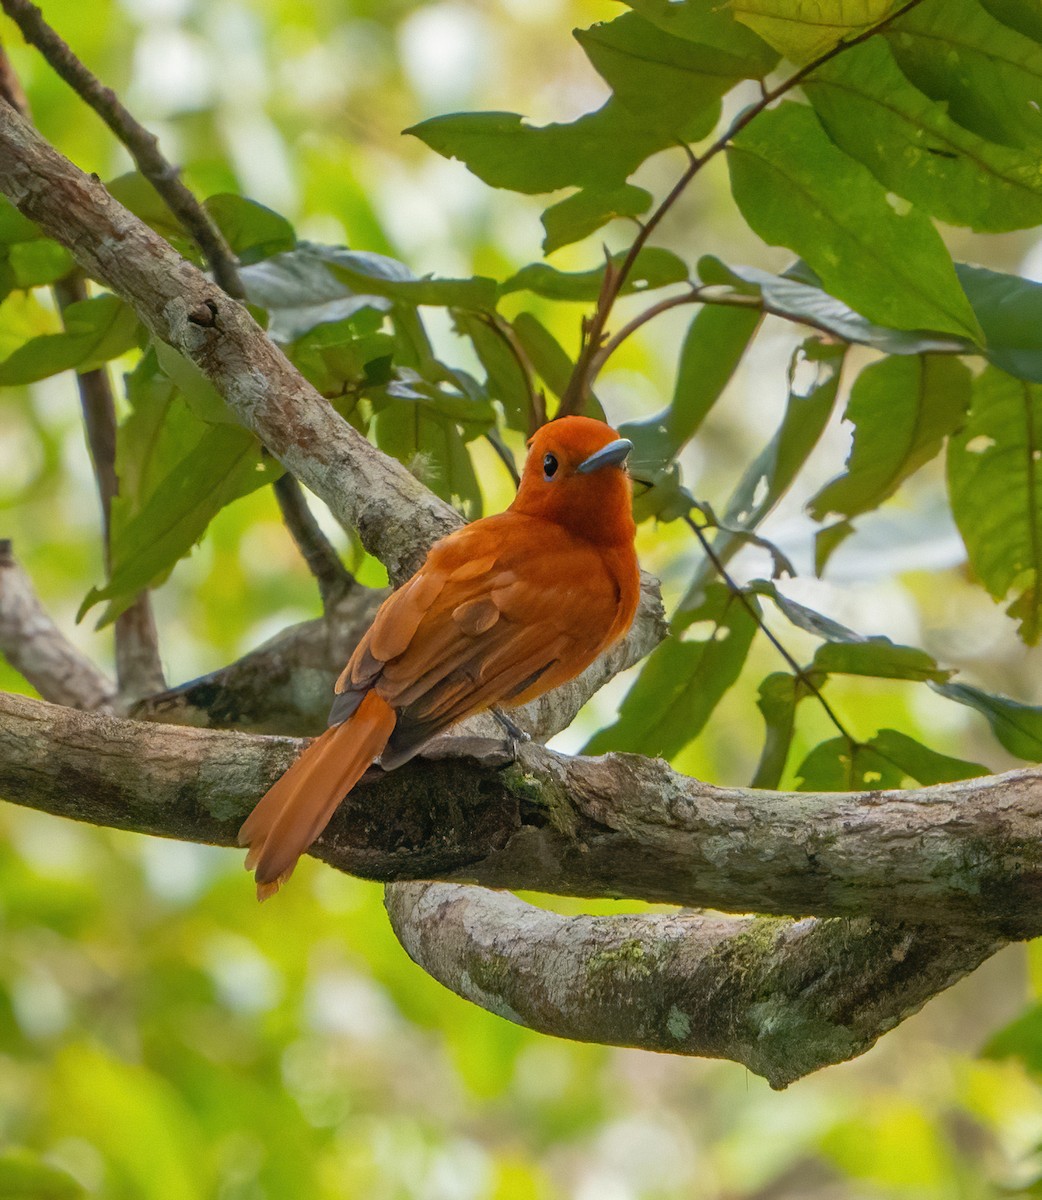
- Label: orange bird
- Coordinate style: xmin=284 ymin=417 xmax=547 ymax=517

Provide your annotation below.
xmin=238 ymin=415 xmax=640 ymax=899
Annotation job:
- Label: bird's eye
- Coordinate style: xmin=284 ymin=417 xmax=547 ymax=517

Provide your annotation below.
xmin=543 ymin=452 xmax=559 ymax=480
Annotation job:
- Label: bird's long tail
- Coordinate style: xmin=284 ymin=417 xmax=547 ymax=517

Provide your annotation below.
xmin=238 ymin=690 xmax=397 ymax=901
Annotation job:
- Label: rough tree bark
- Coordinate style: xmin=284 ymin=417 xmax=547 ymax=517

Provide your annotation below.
xmin=0 ymin=87 xmax=1028 ymax=1087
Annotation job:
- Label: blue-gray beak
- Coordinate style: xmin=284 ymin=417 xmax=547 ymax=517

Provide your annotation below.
xmin=576 ymin=438 xmax=633 ymax=474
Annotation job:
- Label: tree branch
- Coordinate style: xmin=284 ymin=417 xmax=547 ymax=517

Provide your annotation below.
xmin=0 ymin=545 xmax=115 ymax=711
xmin=271 ymin=473 xmax=355 ymax=610
xmin=385 ymin=884 xmax=1003 ymax=1090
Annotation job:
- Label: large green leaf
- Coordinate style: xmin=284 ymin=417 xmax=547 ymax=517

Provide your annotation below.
xmin=751 ymin=671 xmax=804 ymax=789
xmin=540 ymin=184 xmax=652 ymax=254
xmin=979 ymin=0 xmax=1042 ymax=41
xmin=621 ymin=0 xmax=779 ymax=72
xmin=887 ymin=0 xmax=1042 ymax=151
xmin=452 ymin=312 xmax=532 ymax=432
xmin=809 ymin=354 xmax=973 ymax=520
xmin=957 ymin=263 xmax=1042 ymax=384
xmin=697 ymin=257 xmax=972 ymax=355
xmin=319 ymin=247 xmax=498 ymax=310
xmin=585 ymin=583 xmax=760 ymax=758
xmin=811 ymin=639 xmax=951 ymax=683
xmin=82 ymin=422 xmax=282 ymax=625
xmin=287 ymin=314 xmax=394 ymax=398
xmin=501 ymin=247 xmax=687 ymax=301
xmin=511 ymin=312 xmax=574 ymax=401
xmin=576 ymin=12 xmax=745 ymax=139
xmin=407 ymin=99 xmax=675 ymax=194
xmin=947 ymin=365 xmax=1042 ymax=642
xmin=932 ymin=680 xmax=1042 ymax=760
xmin=0 ymin=294 xmax=140 ymax=385
xmin=730 ymin=0 xmax=902 ymax=61
xmin=805 ymin=39 xmax=1042 ymax=232
xmin=727 ymin=103 xmax=982 ymax=340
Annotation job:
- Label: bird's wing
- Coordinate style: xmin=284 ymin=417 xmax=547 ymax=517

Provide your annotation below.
xmin=332 ymin=515 xmax=625 ymax=766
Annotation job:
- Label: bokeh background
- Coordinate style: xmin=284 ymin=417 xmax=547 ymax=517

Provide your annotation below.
xmin=4 ymin=1 xmax=1042 ymax=1196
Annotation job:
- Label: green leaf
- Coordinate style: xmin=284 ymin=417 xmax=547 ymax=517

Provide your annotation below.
xmin=947 ymin=365 xmax=1042 ymax=642
xmin=452 ymin=312 xmax=531 ymax=432
xmin=621 ymin=0 xmax=780 ymax=72
xmin=687 ymin=339 xmax=844 ymax=594
xmin=319 ymin=247 xmax=498 ymax=310
xmin=750 ymin=579 xmax=863 ymax=643
xmin=887 ymin=0 xmax=1042 ymax=152
xmin=0 ymin=1152 xmax=85 ymax=1199
xmin=932 ymin=680 xmax=1042 ymax=760
xmin=796 ymin=736 xmax=905 ymax=792
xmin=81 ymin=424 xmax=282 ymax=625
xmin=203 ymin=193 xmax=296 ymax=264
xmin=957 ymin=263 xmax=1042 ymax=384
xmin=0 ymin=294 xmax=140 ymax=385
xmin=407 ymin=99 xmax=675 ymax=194
xmin=979 ymin=0 xmax=1042 ymax=42
xmin=809 ymin=354 xmax=973 ymax=520
xmin=727 ymin=103 xmax=983 ymax=340
xmin=751 ymin=671 xmax=802 ymax=789
xmin=867 ymin=728 xmax=987 ymax=784
xmin=541 ymin=184 xmax=652 ymax=254
xmin=288 ymin=316 xmax=394 ymax=398
xmin=576 ymin=12 xmax=741 ymax=139
xmin=730 ymin=0 xmax=902 ymax=62
xmin=0 ymin=194 xmax=45 ymax=244
xmin=152 ymin=340 xmax=239 ymax=425
xmin=812 ymin=639 xmax=951 ymax=683
xmin=697 ymin=257 xmax=973 ymax=355
xmin=983 ymin=1001 xmax=1042 ymax=1076
xmin=585 ymin=583 xmax=760 ymax=758
xmin=815 ymin=519 xmax=855 ymax=576
xmin=107 ymin=172 xmax=193 ymax=253
xmin=371 ymin=400 xmax=483 ymax=519
xmin=804 ymin=38 xmax=1042 ymax=233
xmin=501 ymin=247 xmax=687 ymax=301
xmin=8 ymin=239 xmax=75 ymax=288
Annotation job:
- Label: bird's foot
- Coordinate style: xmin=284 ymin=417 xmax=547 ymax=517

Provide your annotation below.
xmin=491 ymin=707 xmax=531 ymax=760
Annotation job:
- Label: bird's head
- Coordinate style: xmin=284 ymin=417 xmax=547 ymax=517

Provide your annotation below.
xmin=511 ymin=415 xmax=635 ymax=545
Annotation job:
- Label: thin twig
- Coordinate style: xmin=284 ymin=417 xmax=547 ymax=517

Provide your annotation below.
xmin=559 ymin=0 xmax=929 ymax=412
xmin=587 ymin=288 xmax=702 ymax=382
xmin=0 ymin=0 xmax=243 ymax=297
xmin=682 ymin=513 xmax=854 ymax=743
xmin=484 ymin=429 xmax=521 ymax=488
xmin=272 ymin=473 xmax=355 ymax=610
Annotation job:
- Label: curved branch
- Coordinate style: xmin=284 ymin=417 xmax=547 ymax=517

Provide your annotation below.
xmin=385 ymin=883 xmax=1003 ymax=1089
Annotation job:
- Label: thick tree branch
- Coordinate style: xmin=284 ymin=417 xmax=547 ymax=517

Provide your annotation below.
xmin=3 ymin=690 xmax=1041 ymax=937
xmin=385 ymin=884 xmax=1003 ymax=1089
xmin=0 ymin=546 xmax=115 ymax=711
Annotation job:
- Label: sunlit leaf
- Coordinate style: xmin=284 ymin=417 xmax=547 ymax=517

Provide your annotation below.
xmin=809 ymin=354 xmax=973 ymax=520
xmin=0 ymin=1152 xmax=85 ymax=1199
xmin=947 ymin=365 xmax=1042 ymax=642
xmin=805 ymin=39 xmax=1042 ymax=232
xmin=932 ymin=680 xmax=1042 ymax=760
xmin=730 ymin=0 xmax=902 ymax=61
xmin=0 ymin=294 xmax=140 ymax=385
xmin=585 ymin=583 xmax=759 ymax=758
xmin=751 ymin=671 xmax=804 ymax=789
xmin=7 ymin=239 xmax=75 ymax=288
xmin=727 ymin=103 xmax=982 ymax=340
xmin=540 ymin=184 xmax=651 ymax=254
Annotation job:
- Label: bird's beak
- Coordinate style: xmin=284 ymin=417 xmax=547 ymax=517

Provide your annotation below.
xmin=576 ymin=438 xmax=633 ymax=474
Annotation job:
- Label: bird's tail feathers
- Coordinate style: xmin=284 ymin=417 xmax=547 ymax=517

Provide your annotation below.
xmin=238 ymin=690 xmax=396 ymax=901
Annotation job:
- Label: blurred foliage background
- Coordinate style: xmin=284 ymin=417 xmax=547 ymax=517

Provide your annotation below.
xmin=4 ymin=0 xmax=1042 ymax=1196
